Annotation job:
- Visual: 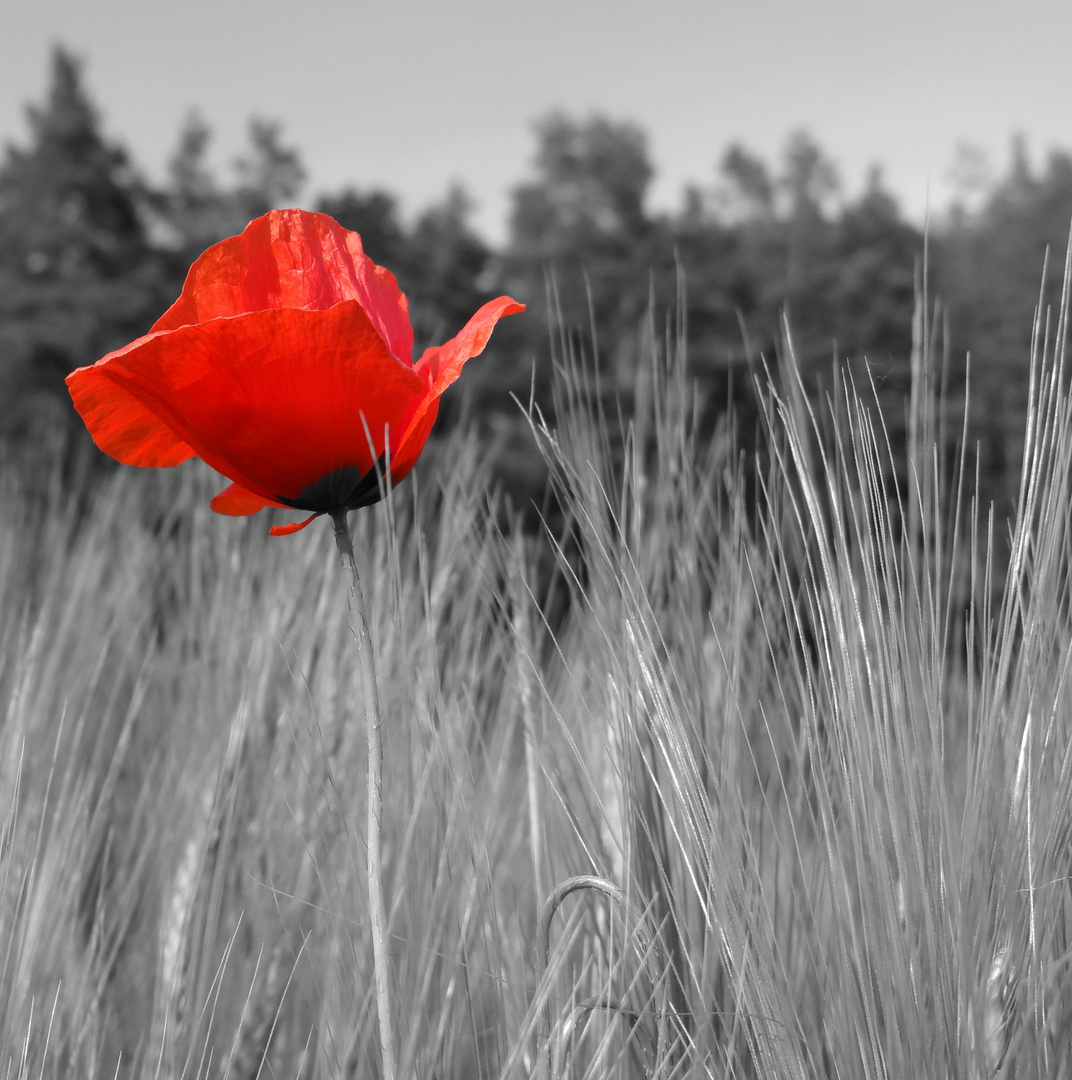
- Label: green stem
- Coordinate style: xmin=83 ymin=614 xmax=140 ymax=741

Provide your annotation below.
xmin=332 ymin=511 xmax=396 ymax=1080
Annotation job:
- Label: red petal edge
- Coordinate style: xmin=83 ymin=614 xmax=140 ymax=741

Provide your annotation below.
xmin=66 ymin=353 xmax=197 ymax=468
xmin=391 ymin=295 xmax=525 ymax=479
xmin=210 ymin=482 xmax=288 ymax=516
xmin=269 ymin=513 xmax=320 ymax=537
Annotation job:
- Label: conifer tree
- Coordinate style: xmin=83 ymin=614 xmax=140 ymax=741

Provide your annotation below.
xmin=0 ymin=46 xmax=160 ymax=443
xmin=159 ymin=110 xmax=243 ymax=259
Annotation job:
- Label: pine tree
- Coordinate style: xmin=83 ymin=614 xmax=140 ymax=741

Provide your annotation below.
xmin=0 ymin=46 xmax=162 ymax=444
xmin=159 ymin=110 xmax=243 ymax=259
xmin=233 ymin=117 xmax=305 ymax=219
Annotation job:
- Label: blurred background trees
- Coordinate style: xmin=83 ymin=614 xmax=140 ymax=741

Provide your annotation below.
xmin=3 ymin=45 xmax=1072 ymax=527
xmin=0 ymin=47 xmax=160 ymax=444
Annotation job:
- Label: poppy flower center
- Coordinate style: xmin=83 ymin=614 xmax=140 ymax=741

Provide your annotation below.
xmin=277 ymin=458 xmax=388 ymax=513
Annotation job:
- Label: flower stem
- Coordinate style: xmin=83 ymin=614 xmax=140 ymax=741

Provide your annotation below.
xmin=331 ymin=511 xmax=396 ymax=1080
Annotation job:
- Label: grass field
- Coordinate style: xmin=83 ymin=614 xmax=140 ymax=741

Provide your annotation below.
xmin=3 ymin=266 xmax=1072 ymax=1078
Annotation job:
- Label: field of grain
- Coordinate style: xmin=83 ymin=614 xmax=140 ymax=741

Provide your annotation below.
xmin=3 ymin=279 xmax=1072 ymax=1078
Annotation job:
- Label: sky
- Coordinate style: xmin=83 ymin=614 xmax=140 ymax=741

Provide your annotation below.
xmin=2 ymin=0 xmax=1071 ymax=244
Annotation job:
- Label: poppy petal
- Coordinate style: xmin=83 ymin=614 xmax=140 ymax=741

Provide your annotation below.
xmin=392 ymin=295 xmax=525 ymax=479
xmin=74 ymin=301 xmax=425 ymax=505
xmin=66 ymin=359 xmax=197 ymax=467
xmin=386 ymin=399 xmax=440 ymax=487
xmin=152 ymin=209 xmax=414 ymax=363
xmin=413 ymin=296 xmax=526 ymax=396
xmin=210 ymin=482 xmax=287 ymax=516
xmin=269 ymin=513 xmax=320 ymax=537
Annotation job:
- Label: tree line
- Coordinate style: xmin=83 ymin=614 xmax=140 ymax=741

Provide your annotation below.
xmin=3 ymin=46 xmax=1072 ymax=520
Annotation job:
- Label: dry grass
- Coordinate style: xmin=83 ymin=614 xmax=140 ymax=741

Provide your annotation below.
xmin=3 ymin=254 xmax=1072 ymax=1078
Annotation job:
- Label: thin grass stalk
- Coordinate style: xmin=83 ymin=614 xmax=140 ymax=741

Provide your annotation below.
xmin=510 ymin=527 xmax=547 ymax=904
xmin=533 ymin=872 xmax=674 ymax=1080
xmin=534 ymin=875 xmax=625 ymax=1080
xmin=330 ymin=510 xmax=396 ymax=1080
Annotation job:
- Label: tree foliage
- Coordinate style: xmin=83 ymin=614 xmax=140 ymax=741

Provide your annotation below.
xmin=0 ymin=46 xmax=161 ymax=442
xmin=502 ymin=112 xmax=661 ymax=380
xmin=499 ymin=114 xmax=922 ymax=434
xmin=936 ymin=137 xmax=1072 ymax=513
xmin=233 ymin=117 xmax=306 ymax=219
xmin=160 ymin=111 xmax=248 ymax=260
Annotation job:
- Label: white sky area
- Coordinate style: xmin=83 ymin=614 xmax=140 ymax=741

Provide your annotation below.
xmin=2 ymin=0 xmax=1071 ymax=244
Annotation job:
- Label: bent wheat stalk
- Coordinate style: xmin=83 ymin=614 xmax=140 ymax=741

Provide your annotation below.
xmin=534 ymin=874 xmax=671 ymax=1080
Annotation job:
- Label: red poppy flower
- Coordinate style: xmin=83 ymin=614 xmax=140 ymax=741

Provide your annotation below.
xmin=66 ymin=208 xmax=524 ymax=535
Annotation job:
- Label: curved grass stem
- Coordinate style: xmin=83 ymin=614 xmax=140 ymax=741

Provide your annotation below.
xmin=331 ymin=510 xmax=396 ymax=1080
xmin=534 ymin=875 xmax=625 ymax=1080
